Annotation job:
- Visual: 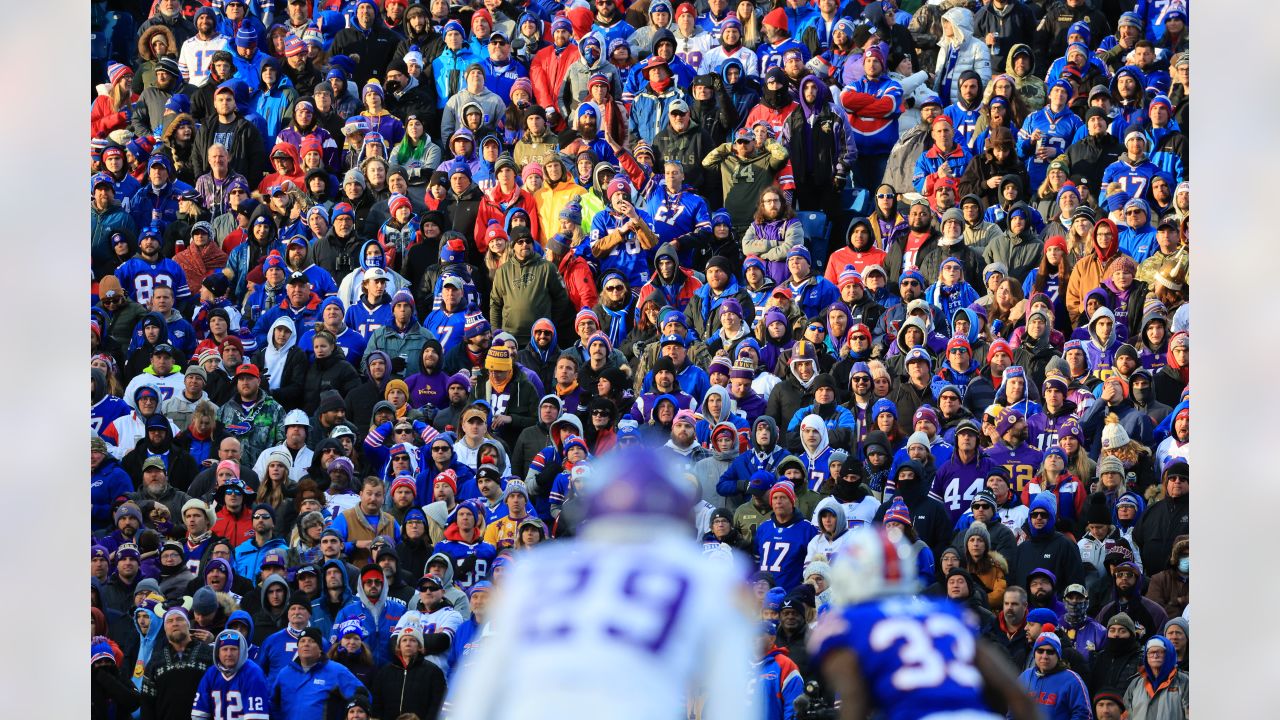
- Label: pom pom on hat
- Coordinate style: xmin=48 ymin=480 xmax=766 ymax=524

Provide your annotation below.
xmin=1101 ymin=413 xmax=1132 ymax=450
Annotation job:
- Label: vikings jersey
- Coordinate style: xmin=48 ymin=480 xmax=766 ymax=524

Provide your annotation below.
xmin=447 ymin=537 xmax=757 ymax=720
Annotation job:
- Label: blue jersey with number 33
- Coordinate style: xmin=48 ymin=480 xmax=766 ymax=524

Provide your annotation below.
xmin=809 ymin=596 xmax=997 ymax=720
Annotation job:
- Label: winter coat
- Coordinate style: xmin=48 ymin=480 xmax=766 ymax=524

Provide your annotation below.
xmin=1123 ymin=638 xmax=1189 ymax=720
xmin=369 ymin=654 xmax=447 ymax=720
xmin=490 ymin=253 xmax=572 ymax=344
xmin=1018 ymin=661 xmax=1092 ymax=720
xmin=932 ymin=8 xmax=993 ymax=105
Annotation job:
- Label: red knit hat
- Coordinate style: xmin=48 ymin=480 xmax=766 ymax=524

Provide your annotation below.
xmin=769 ymin=480 xmax=797 ymax=506
xmin=390 ymin=475 xmax=416 ymax=498
xmin=987 ymin=339 xmax=1013 ymax=363
xmin=763 ymin=8 xmax=788 ymax=32
xmin=432 ymin=469 xmax=458 ymax=497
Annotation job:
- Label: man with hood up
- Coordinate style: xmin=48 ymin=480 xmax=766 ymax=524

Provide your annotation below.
xmin=192 ymin=628 xmax=269 ymax=720
xmin=1123 ymin=634 xmax=1189 ymax=719
xmin=1010 ymin=492 xmax=1085 ymax=594
xmin=311 ymin=555 xmax=356 ymax=636
xmin=766 ymin=341 xmax=823 ymax=444
xmin=806 ymin=495 xmax=851 ymax=564
xmin=333 ymin=564 xmax=409 ymax=666
xmin=560 ymin=32 xmax=623 ymax=119
xmin=717 ymin=416 xmax=789 ymax=507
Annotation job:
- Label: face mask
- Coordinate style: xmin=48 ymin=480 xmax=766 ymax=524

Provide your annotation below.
xmin=1064 ymin=599 xmax=1088 ymax=621
xmin=1132 ymin=383 xmax=1151 ymax=404
xmin=385 ymin=79 xmax=403 ymax=94
xmin=1177 ymin=556 xmax=1189 ymax=574
xmin=651 ymin=75 xmax=673 ymax=93
xmin=582 ymin=46 xmax=600 ymax=65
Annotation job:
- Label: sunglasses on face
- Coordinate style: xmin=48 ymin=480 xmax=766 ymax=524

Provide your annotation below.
xmin=591 ymin=409 xmax=611 ymax=416
xmin=432 ymin=446 xmax=451 ymax=452
xmin=852 ymin=376 xmax=871 ymax=383
xmin=1035 ymin=648 xmax=1057 ymax=655
xmin=971 ymin=502 xmax=992 ymax=511
xmin=877 ymin=193 xmax=896 ymax=199
xmin=252 ymin=513 xmax=272 ymax=520
xmin=604 ymin=285 xmax=625 ymax=292
xmin=901 ymin=280 xmax=920 ymax=287
xmin=1030 ymin=511 xmax=1050 ymax=519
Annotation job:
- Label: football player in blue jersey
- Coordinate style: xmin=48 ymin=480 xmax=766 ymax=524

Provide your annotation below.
xmin=808 ymin=527 xmax=1042 ymax=720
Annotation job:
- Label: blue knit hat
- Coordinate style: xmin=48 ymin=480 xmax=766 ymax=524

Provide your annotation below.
xmin=235 ymin=26 xmax=258 ymax=48
xmin=1033 ymin=631 xmax=1062 ymax=656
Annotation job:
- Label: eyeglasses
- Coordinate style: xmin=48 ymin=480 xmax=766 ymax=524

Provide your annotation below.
xmin=761 ymin=198 xmax=781 ymax=205
xmin=513 ymin=237 xmax=533 ymax=245
xmin=432 ymin=446 xmax=451 ymax=452
xmin=591 ymin=409 xmax=611 ymax=416
xmin=604 ymin=285 xmax=625 ymax=292
xmin=900 ymin=280 xmax=920 ymax=287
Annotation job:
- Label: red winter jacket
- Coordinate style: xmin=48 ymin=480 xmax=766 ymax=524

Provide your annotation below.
xmin=558 ymin=252 xmax=599 ymax=310
xmin=473 ymin=185 xmax=542 ymax=253
xmin=531 ymin=44 xmax=581 ymax=111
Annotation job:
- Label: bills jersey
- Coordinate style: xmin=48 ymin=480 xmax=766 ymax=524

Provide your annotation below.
xmin=398 ymin=606 xmax=464 ymax=674
xmin=809 ymin=596 xmax=1000 ymax=720
xmin=433 ymin=539 xmax=498 ymax=590
xmin=115 ymin=258 xmax=192 ymax=303
xmin=447 ymin=537 xmax=758 ymax=720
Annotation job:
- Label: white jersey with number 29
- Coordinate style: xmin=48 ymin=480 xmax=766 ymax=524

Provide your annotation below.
xmin=447 ymin=535 xmax=759 ymax=720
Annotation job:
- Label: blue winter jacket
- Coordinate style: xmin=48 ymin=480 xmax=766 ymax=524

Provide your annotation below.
xmin=1017 ymin=663 xmax=1092 ymax=720
xmin=331 ymin=590 xmax=408 ymax=666
xmin=269 ymin=656 xmax=366 ymax=720
xmin=92 ymin=457 xmax=134 ymax=532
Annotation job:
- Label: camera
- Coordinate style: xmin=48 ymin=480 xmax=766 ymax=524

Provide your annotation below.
xmin=794 ymin=680 xmax=838 ymax=720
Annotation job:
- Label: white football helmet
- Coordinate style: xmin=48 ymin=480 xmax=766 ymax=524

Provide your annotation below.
xmin=827 ymin=527 xmax=920 ymax=606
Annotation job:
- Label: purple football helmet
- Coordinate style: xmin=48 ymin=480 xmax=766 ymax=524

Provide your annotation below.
xmin=582 ymin=446 xmax=695 ymax=526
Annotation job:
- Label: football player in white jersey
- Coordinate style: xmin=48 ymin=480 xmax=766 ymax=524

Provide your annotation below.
xmin=447 ymin=446 xmax=759 ymax=720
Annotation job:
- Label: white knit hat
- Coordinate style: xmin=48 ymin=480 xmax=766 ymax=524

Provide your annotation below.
xmin=1101 ymin=413 xmax=1131 ymax=450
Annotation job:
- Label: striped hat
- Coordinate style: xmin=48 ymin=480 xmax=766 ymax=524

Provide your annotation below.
xmin=107 ymin=62 xmax=133 ymax=85
xmin=284 ymin=34 xmax=307 ymax=58
xmin=575 ymin=307 xmax=599 ymax=328
xmin=883 ymin=496 xmax=911 ymax=526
